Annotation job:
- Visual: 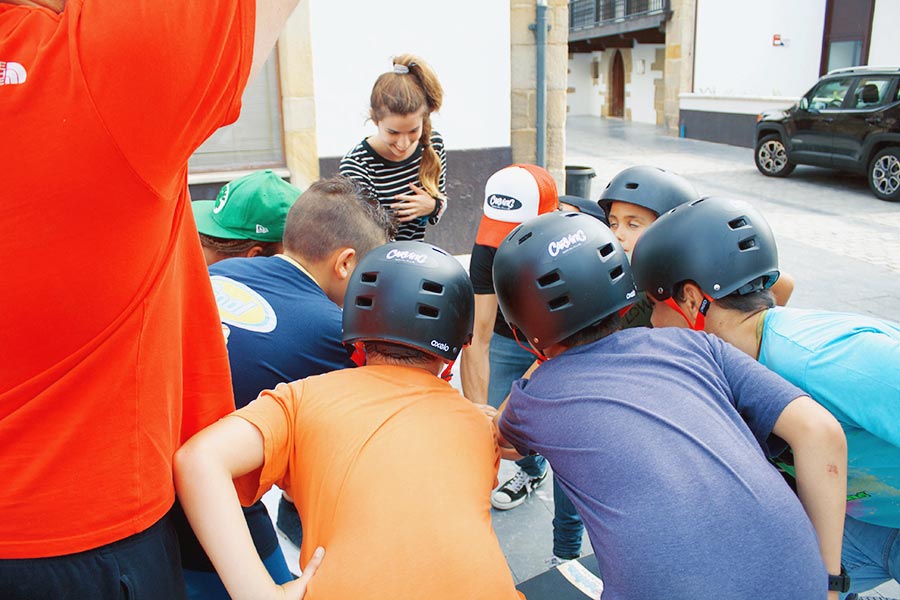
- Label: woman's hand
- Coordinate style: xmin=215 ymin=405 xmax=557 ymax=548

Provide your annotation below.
xmin=276 ymin=547 xmax=325 ymax=600
xmin=391 ymin=183 xmax=437 ymax=222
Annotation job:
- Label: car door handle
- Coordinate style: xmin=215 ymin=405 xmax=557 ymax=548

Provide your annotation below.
xmin=866 ymin=116 xmax=882 ymax=125
xmin=823 ymin=117 xmax=834 ymax=122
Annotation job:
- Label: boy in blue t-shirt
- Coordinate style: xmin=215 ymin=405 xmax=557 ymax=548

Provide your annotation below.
xmin=178 ymin=176 xmax=394 ymax=599
xmin=492 ymin=211 xmax=847 ymax=600
xmin=631 ymin=195 xmax=900 ymax=598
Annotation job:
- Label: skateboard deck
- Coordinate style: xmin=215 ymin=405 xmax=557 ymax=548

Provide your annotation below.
xmin=515 ymin=555 xmax=604 ymax=599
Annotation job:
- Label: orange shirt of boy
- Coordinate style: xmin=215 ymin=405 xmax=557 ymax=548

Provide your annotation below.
xmin=235 ymin=365 xmax=524 ymax=600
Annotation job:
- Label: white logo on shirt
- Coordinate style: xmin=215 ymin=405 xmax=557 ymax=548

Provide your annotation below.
xmin=211 ymin=276 xmax=278 ymax=333
xmin=0 ymin=62 xmax=27 ymax=85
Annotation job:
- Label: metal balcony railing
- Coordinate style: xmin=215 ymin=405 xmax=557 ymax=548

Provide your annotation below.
xmin=569 ymin=0 xmax=668 ymax=31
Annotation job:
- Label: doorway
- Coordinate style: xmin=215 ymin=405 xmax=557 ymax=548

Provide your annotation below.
xmin=610 ymin=50 xmax=625 ymax=118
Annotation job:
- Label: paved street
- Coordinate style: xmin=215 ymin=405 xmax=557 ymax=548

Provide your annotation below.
xmin=265 ymin=117 xmax=900 ymax=598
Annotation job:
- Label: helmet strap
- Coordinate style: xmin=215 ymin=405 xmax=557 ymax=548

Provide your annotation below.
xmin=663 ymin=294 xmax=711 ymax=331
xmin=440 ymin=361 xmax=455 ymax=382
xmin=350 ymin=341 xmax=367 ymax=367
xmin=511 ymin=326 xmax=548 ymax=364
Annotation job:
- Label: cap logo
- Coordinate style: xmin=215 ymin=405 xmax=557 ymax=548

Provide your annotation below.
xmin=431 ymin=340 xmax=450 ymax=352
xmin=385 ymin=248 xmax=428 ymax=264
xmin=487 ymin=194 xmax=523 ymax=211
xmin=213 ymin=184 xmax=231 ymax=214
xmin=255 ymin=224 xmax=269 ymax=234
xmin=548 ymin=229 xmax=587 ymax=257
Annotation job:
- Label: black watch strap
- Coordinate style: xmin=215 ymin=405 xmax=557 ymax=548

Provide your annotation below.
xmin=827 ymin=566 xmax=850 ymax=593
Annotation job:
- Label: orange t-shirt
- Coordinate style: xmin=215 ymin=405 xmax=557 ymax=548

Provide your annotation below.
xmin=235 ymin=366 xmax=524 ymax=600
xmin=0 ymin=0 xmax=252 ymax=557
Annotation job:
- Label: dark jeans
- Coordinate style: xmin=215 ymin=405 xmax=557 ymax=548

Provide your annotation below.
xmin=0 ymin=508 xmax=187 ymax=600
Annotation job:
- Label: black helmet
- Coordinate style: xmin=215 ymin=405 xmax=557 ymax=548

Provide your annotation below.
xmin=631 ymin=196 xmax=780 ymax=301
xmin=559 ymin=195 xmax=609 ymax=224
xmin=598 ymin=166 xmax=699 ymax=218
xmin=493 ymin=211 xmax=636 ymax=350
xmin=343 ymin=241 xmax=474 ymax=361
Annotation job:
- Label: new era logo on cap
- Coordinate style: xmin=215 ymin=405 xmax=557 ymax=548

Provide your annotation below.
xmin=255 ymin=224 xmax=269 ymax=234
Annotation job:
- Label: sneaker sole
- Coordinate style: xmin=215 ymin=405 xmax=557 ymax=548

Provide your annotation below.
xmin=491 ymin=493 xmax=528 ymax=510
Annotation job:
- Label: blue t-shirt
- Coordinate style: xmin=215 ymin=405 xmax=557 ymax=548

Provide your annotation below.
xmin=210 ymin=255 xmax=353 ymax=406
xmin=759 ymin=307 xmax=900 ymax=529
xmin=178 ymin=255 xmax=352 ymax=572
xmin=499 ymin=327 xmax=825 ymax=600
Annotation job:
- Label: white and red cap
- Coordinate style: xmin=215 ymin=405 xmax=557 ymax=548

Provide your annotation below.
xmin=475 ymin=164 xmax=559 ymax=248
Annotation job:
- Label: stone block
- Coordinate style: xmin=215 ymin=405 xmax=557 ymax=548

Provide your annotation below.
xmin=512 ymin=90 xmax=535 ymax=131
xmin=282 ymin=96 xmax=316 ymax=133
xmin=511 ymin=129 xmax=537 ymax=164
xmin=284 ymin=129 xmax=320 ymax=189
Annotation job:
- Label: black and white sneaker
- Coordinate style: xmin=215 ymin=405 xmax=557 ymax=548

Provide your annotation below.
xmin=491 ymin=468 xmax=549 ymax=510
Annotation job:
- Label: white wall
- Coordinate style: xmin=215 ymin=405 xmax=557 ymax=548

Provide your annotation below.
xmin=693 ymin=0 xmax=826 ymax=98
xmin=567 ymin=53 xmax=595 ymax=115
xmin=627 ymin=44 xmax=662 ymax=124
xmin=309 ymin=0 xmax=511 ymax=158
xmin=869 ymin=0 xmax=900 ymax=65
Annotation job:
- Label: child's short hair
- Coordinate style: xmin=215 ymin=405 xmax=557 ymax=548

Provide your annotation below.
xmin=283 ymin=177 xmax=395 ymax=261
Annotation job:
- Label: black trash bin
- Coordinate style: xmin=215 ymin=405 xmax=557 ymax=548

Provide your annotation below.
xmin=565 ymin=165 xmax=596 ymax=199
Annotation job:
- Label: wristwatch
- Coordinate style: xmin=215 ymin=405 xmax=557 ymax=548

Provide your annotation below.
xmin=827 ymin=566 xmax=850 ymax=593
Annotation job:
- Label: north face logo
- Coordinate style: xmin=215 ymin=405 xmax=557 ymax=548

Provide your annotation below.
xmin=487 ymin=194 xmax=522 ymax=211
xmin=0 ymin=62 xmax=27 ymax=86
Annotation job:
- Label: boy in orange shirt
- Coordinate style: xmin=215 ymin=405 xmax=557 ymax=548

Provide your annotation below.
xmin=175 ymin=242 xmax=523 ymax=600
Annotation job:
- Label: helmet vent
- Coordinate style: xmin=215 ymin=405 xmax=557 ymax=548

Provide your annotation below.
xmin=355 ymin=296 xmax=374 ymax=308
xmin=422 ymin=280 xmax=444 ymax=294
xmin=598 ymin=243 xmax=614 ymax=258
xmin=728 ymin=217 xmax=749 ymax=230
xmin=518 ymin=232 xmax=534 ymax=245
xmin=548 ymin=295 xmax=571 ymax=311
xmin=738 ymin=237 xmax=758 ymax=251
xmin=361 ymin=272 xmax=378 ymax=283
xmin=609 ymin=265 xmax=624 ymax=281
xmin=417 ymin=304 xmax=440 ymax=319
xmin=625 ymin=182 xmax=639 ymax=190
xmin=537 ymin=270 xmax=561 ymax=288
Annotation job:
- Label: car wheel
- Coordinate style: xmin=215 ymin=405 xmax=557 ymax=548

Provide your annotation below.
xmin=868 ymin=147 xmax=900 ymax=202
xmin=755 ymin=134 xmax=795 ymax=177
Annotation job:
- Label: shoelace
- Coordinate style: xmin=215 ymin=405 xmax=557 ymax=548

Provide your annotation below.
xmin=502 ymin=469 xmax=531 ymax=493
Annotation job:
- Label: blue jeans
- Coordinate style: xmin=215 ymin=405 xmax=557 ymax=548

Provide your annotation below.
xmin=488 ymin=332 xmax=584 ymax=558
xmin=184 ymin=545 xmax=294 ymax=599
xmin=0 ymin=508 xmax=187 ymax=600
xmin=840 ymin=514 xmax=900 ymax=598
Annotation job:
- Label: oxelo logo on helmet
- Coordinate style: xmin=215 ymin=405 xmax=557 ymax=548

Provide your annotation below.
xmin=548 ymin=229 xmax=588 ymax=257
xmin=431 ymin=339 xmax=450 ymax=352
xmin=385 ymin=248 xmax=429 ymax=264
xmin=487 ymin=194 xmax=523 ymax=211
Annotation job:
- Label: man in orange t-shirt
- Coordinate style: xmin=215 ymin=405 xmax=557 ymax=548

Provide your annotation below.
xmin=0 ymin=0 xmax=310 ymax=597
xmin=175 ymin=242 xmax=524 ymax=600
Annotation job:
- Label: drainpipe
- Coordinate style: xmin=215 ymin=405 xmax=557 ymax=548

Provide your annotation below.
xmin=531 ymin=0 xmax=549 ymax=167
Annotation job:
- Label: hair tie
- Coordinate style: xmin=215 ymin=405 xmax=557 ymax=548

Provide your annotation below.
xmin=393 ymin=64 xmax=409 ymax=75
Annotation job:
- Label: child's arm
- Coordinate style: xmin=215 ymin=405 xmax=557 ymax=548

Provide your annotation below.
xmin=771 ymin=396 xmax=846 ymax=598
xmin=174 ymin=415 xmax=323 ymax=600
xmin=770 ymin=271 xmax=795 ymax=306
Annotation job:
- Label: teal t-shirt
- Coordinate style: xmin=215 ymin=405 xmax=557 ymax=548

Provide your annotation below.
xmin=758 ymin=307 xmax=900 ymax=528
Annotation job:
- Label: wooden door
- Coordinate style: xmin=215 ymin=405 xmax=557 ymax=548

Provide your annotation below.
xmin=610 ymin=50 xmax=624 ymax=118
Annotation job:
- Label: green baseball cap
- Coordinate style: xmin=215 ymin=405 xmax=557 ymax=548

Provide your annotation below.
xmin=192 ymin=170 xmax=301 ymax=242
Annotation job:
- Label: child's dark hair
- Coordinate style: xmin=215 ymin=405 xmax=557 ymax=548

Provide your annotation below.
xmin=558 ymin=313 xmax=622 ymax=349
xmin=673 ymin=280 xmax=775 ymax=313
xmin=283 ymin=177 xmax=395 ymax=261
xmin=369 ymin=54 xmax=444 ymax=200
xmin=198 ymin=234 xmax=281 ymax=258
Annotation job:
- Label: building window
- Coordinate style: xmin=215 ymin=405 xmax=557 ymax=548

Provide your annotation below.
xmin=820 ymin=0 xmax=875 ymax=75
xmin=189 ymin=52 xmax=285 ymax=173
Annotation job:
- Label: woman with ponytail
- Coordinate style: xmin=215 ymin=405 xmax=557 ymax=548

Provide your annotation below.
xmin=340 ymin=54 xmax=447 ymax=241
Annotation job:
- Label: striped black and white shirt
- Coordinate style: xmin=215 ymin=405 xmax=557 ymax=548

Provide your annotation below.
xmin=339 ymin=131 xmax=447 ymax=241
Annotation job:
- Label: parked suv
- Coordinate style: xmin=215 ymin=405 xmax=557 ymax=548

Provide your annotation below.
xmin=754 ymin=66 xmax=900 ymax=202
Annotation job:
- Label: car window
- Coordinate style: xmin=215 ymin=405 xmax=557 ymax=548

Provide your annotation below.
xmin=851 ymin=77 xmax=893 ymax=109
xmin=807 ymin=77 xmax=853 ymax=111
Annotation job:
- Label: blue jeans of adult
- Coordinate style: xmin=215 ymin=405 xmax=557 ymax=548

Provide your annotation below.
xmin=185 ymin=545 xmax=294 ymax=599
xmin=488 ymin=332 xmax=584 ymax=559
xmin=0 ymin=507 xmax=187 ymax=599
xmin=840 ymin=514 xmax=900 ymax=599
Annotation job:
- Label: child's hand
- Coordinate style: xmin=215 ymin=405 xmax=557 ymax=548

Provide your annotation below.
xmin=474 ymin=403 xmax=498 ymax=420
xmin=278 ymin=547 xmax=325 ymax=600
